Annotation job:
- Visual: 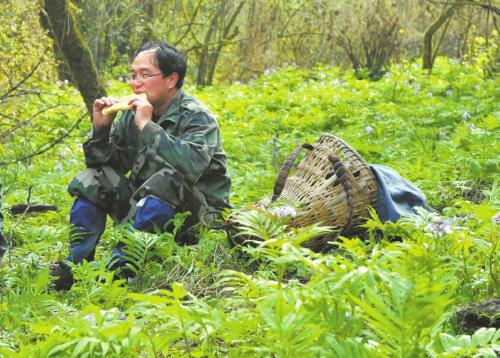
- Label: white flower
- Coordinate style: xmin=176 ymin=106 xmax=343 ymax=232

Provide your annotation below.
xmin=446 ymin=89 xmax=452 ymax=97
xmin=118 ymin=76 xmax=124 ymax=82
xmin=364 ymin=125 xmax=375 ymax=135
xmin=462 ymin=112 xmax=471 ymax=119
xmin=64 ymin=79 xmax=69 ymax=85
xmin=272 ymin=205 xmax=297 ymax=219
xmin=425 ymin=218 xmax=454 ymax=236
xmin=493 ymin=212 xmax=500 ymax=224
xmin=427 ymin=92 xmax=433 ymax=98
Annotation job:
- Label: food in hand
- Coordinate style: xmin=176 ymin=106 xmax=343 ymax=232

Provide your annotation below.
xmin=102 ymin=93 xmax=147 ymax=115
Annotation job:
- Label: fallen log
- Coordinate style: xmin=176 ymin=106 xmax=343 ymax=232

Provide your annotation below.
xmin=8 ymin=204 xmax=58 ymax=215
xmin=456 ymin=298 xmax=500 ymax=333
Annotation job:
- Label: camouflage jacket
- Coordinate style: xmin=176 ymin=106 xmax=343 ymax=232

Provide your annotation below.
xmin=83 ymin=90 xmax=231 ymax=211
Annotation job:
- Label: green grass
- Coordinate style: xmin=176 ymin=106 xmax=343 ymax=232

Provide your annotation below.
xmin=0 ymin=57 xmax=499 ymax=357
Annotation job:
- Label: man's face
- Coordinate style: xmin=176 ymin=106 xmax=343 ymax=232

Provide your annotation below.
xmin=130 ymin=50 xmax=177 ymax=108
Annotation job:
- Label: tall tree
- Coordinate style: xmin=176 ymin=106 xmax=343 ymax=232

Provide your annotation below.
xmin=422 ymin=1 xmax=464 ymax=71
xmin=42 ymin=0 xmax=106 ymax=116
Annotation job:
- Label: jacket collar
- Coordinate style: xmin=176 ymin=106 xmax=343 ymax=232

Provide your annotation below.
xmin=156 ymin=89 xmax=184 ymax=126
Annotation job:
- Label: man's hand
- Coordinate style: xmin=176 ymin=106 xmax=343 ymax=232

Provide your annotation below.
xmin=93 ymin=97 xmax=119 ymax=128
xmin=129 ymin=94 xmax=153 ymax=131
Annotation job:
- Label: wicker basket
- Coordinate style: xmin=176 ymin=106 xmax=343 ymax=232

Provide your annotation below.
xmin=256 ymin=134 xmax=379 ymax=251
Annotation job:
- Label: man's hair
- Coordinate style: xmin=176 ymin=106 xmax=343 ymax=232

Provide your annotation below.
xmin=136 ymin=42 xmax=186 ymax=89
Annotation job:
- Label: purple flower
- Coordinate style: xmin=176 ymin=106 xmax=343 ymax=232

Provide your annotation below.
xmin=364 ymin=125 xmax=375 ymax=135
xmin=54 ymin=165 xmax=63 ymax=172
xmin=493 ymin=212 xmax=500 ymax=225
xmin=426 ymin=218 xmax=454 ymax=236
xmin=272 ymin=205 xmax=297 ymax=219
xmin=446 ymin=89 xmax=452 ymax=97
xmin=462 ymin=112 xmax=471 ymax=119
xmin=427 ymin=92 xmax=433 ymax=98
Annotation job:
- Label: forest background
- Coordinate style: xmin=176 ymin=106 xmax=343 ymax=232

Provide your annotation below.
xmin=0 ymin=0 xmax=499 ymax=356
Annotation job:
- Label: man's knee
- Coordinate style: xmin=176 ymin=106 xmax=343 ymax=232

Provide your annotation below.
xmin=68 ymin=166 xmax=133 ymax=222
xmin=133 ymin=195 xmax=174 ymax=233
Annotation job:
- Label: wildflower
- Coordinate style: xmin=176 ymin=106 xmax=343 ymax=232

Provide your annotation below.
xmin=397 ymin=64 xmax=403 ymax=70
xmin=468 ymin=123 xmax=476 ymax=130
xmin=283 ymin=62 xmax=289 ymax=67
xmin=27 ymin=164 xmax=33 ymax=171
xmin=374 ymin=115 xmax=381 ymax=121
xmin=64 ymin=79 xmax=69 ymax=85
xmin=462 ymin=112 xmax=471 ymax=119
xmin=234 ymin=80 xmax=243 ymax=86
xmin=427 ymin=92 xmax=433 ymax=98
xmin=493 ymin=212 xmax=500 ymax=224
xmin=118 ymin=76 xmax=124 ymax=82
xmin=54 ymin=165 xmax=63 ymax=172
xmin=264 ymin=69 xmax=271 ymax=76
xmin=56 ymin=81 xmax=62 ymax=87
xmin=272 ymin=205 xmax=297 ymax=219
xmin=446 ymin=89 xmax=452 ymax=97
xmin=188 ymin=86 xmax=195 ymax=91
xmin=425 ymin=218 xmax=454 ymax=236
xmin=364 ymin=125 xmax=375 ymax=135
xmin=438 ymin=130 xmax=447 ymax=140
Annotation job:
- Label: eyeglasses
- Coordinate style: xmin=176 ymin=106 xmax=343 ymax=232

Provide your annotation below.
xmin=129 ymin=73 xmax=163 ymax=83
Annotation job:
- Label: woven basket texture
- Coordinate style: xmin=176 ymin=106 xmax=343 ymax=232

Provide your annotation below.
xmin=258 ymin=134 xmax=378 ymax=250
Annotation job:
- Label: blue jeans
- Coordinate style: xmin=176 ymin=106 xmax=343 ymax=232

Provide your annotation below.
xmin=68 ymin=196 xmax=173 ymax=265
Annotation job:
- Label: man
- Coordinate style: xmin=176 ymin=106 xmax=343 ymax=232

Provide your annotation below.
xmin=52 ymin=42 xmax=231 ymax=290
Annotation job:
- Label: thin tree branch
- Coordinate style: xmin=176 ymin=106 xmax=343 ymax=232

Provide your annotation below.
xmin=0 ymin=111 xmax=86 ymax=166
xmin=0 ymin=48 xmax=50 ymax=101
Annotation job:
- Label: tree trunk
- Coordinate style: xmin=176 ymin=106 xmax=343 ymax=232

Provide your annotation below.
xmin=422 ymin=3 xmax=463 ymax=70
xmin=42 ymin=0 xmax=106 ymax=117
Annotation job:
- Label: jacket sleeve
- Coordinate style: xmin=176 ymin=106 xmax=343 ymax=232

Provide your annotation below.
xmin=82 ymin=114 xmax=132 ymax=175
xmin=137 ymin=111 xmax=218 ymax=185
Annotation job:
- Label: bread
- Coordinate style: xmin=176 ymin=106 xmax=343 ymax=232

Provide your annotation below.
xmin=102 ymin=93 xmax=147 ymax=115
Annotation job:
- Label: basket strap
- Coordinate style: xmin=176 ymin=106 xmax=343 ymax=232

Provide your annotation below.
xmin=327 ymin=154 xmax=354 ymax=234
xmin=271 ymin=143 xmax=314 ymax=203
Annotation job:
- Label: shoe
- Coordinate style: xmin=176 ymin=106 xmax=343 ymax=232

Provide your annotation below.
xmin=50 ymin=261 xmax=74 ymax=291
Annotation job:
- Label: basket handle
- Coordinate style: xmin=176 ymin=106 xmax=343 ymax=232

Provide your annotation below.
xmin=327 ymin=154 xmax=354 ymax=234
xmin=271 ymin=143 xmax=314 ymax=202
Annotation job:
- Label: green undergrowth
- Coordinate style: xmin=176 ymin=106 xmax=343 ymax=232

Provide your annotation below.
xmin=0 ymin=57 xmax=499 ymax=357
